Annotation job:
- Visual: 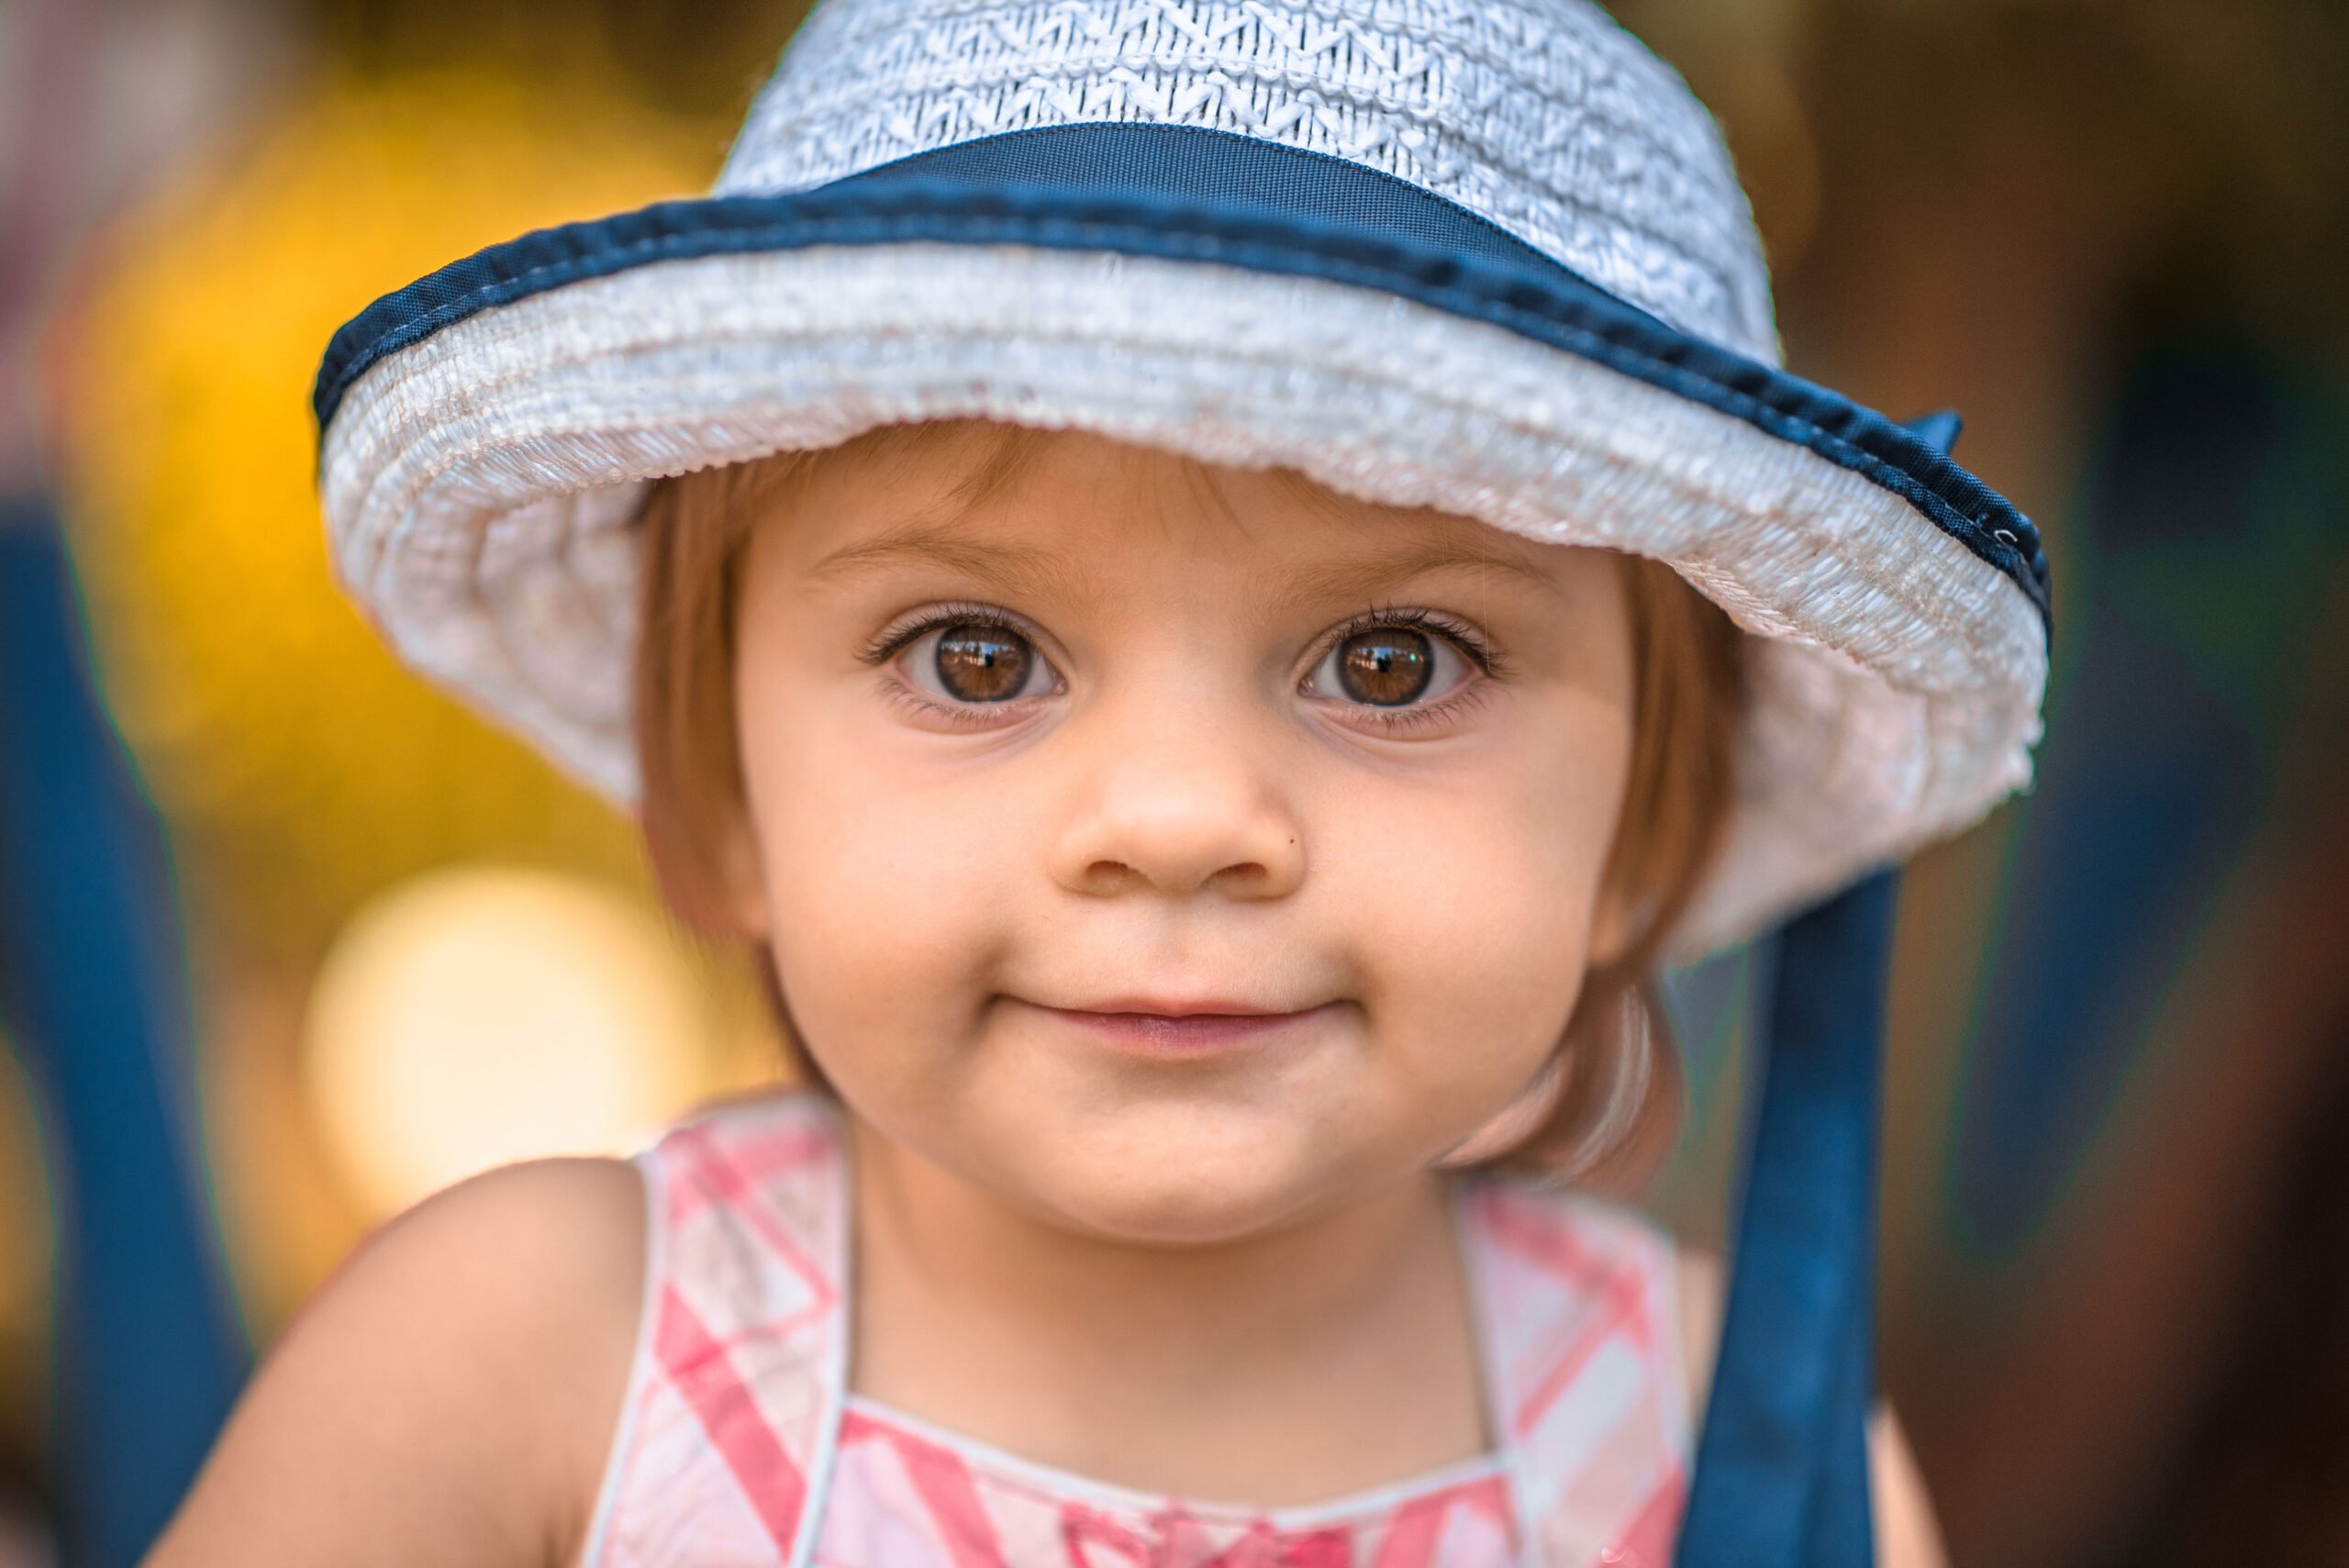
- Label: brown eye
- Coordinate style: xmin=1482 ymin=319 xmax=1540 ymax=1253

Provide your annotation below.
xmin=931 ymin=623 xmax=1038 ymax=703
xmin=1303 ymin=617 xmax=1481 ymax=715
xmin=1335 ymin=628 xmax=1435 ymax=706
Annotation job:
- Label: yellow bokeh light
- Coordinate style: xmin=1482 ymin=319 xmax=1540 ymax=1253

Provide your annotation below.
xmin=61 ymin=71 xmax=720 ymax=955
xmin=305 ymin=865 xmax=708 ymax=1217
xmin=49 ymin=67 xmax=795 ymax=1318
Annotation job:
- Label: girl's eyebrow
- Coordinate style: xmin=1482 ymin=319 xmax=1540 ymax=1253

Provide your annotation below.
xmin=811 ymin=523 xmax=1066 ymax=597
xmin=815 ymin=528 xmax=1560 ymax=605
xmin=1287 ymin=542 xmax=1561 ymax=603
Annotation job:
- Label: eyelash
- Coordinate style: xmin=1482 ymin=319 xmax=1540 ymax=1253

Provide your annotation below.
xmin=859 ymin=602 xmax=1041 ymax=668
xmin=862 ymin=603 xmax=1503 ymax=731
xmin=1313 ymin=606 xmax=1502 ymax=677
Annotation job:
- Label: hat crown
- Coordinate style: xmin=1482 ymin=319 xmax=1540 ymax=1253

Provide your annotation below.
xmin=717 ymin=0 xmax=1778 ymax=362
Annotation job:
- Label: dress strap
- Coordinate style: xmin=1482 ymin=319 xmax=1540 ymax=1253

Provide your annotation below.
xmin=583 ymin=1099 xmax=1688 ymax=1568
xmin=1458 ymin=1181 xmax=1691 ymax=1568
xmin=583 ymin=1094 xmax=852 ymax=1568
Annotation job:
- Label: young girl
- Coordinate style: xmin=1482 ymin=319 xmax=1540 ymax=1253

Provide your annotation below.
xmin=151 ymin=0 xmax=2047 ymax=1563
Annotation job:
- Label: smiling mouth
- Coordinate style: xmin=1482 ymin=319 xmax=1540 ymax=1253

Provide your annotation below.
xmin=1030 ymin=1001 xmax=1341 ymax=1058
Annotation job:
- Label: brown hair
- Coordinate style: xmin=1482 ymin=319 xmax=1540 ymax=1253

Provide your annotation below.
xmin=633 ymin=428 xmax=1744 ymax=1182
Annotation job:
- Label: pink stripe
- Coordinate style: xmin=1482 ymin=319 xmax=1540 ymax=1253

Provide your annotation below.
xmin=1511 ymin=1269 xmax=1643 ymax=1437
xmin=1368 ymin=1491 xmax=1453 ymax=1568
xmin=1166 ymin=1516 xmax=1267 ymax=1568
xmin=653 ymin=1286 xmax=807 ymax=1550
xmin=730 ymin=1121 xmax=840 ymax=1181
xmin=839 ymin=1407 xmax=891 ymax=1446
xmin=1474 ymin=1188 xmax=1661 ymax=1437
xmin=672 ymin=1123 xmax=840 ymax=1318
xmin=1364 ymin=1475 xmax=1515 ymax=1568
xmin=1449 ymin=1473 xmax=1513 ymax=1532
xmin=1063 ymin=1504 xmax=1152 ymax=1568
xmin=1475 ymin=1189 xmax=1610 ymax=1291
xmin=1607 ymin=1472 xmax=1687 ymax=1568
xmin=893 ymin=1424 xmax=1013 ymax=1568
xmin=1276 ymin=1528 xmax=1353 ymax=1568
xmin=1486 ymin=1191 xmax=1659 ymax=1355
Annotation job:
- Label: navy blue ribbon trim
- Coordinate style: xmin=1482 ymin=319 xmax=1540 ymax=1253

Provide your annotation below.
xmin=312 ymin=122 xmax=2049 ymax=630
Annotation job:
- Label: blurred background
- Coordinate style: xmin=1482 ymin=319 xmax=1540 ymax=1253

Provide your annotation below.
xmin=0 ymin=0 xmax=2344 ymax=1562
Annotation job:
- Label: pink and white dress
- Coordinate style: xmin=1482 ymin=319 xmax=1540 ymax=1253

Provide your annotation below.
xmin=582 ymin=1095 xmax=1692 ymax=1568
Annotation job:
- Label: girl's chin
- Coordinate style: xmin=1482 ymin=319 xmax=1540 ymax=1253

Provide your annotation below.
xmin=846 ymin=1073 xmax=1483 ymax=1244
xmin=980 ymin=1123 xmax=1415 ymax=1247
xmin=1023 ymin=1181 xmax=1348 ymax=1249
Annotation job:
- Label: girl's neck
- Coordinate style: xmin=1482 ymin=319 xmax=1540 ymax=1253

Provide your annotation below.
xmin=843 ymin=1113 xmax=1493 ymax=1506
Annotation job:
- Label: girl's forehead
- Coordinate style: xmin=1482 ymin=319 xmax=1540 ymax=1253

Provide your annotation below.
xmin=784 ymin=421 xmax=1567 ymax=582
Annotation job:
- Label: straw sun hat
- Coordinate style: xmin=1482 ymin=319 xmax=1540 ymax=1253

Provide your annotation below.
xmin=314 ymin=0 xmax=2048 ymax=955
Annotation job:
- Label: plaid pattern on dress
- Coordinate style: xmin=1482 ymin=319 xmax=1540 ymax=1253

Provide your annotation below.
xmin=584 ymin=1095 xmax=1688 ymax=1568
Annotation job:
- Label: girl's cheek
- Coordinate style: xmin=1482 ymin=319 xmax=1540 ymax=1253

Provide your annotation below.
xmin=1340 ymin=749 xmax=1617 ymax=1077
xmin=1378 ymin=848 xmax=1590 ymax=1066
xmin=752 ymin=740 xmax=1028 ymax=1030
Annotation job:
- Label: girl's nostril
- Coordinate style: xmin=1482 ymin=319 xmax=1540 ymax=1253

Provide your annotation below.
xmin=1081 ymin=860 xmax=1151 ymax=897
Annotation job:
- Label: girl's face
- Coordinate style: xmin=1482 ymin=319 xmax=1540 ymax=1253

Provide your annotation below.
xmin=731 ymin=426 xmax=1637 ymax=1243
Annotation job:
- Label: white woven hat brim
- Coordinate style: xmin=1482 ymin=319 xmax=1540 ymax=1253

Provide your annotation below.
xmin=323 ymin=239 xmax=2044 ymax=957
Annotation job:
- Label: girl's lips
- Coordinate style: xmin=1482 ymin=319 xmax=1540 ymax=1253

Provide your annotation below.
xmin=1032 ymin=1001 xmax=1339 ymax=1059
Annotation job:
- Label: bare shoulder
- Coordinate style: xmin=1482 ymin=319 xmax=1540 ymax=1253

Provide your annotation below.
xmin=146 ymin=1156 xmax=648 ymax=1568
xmin=1669 ymin=1243 xmax=1725 ymax=1416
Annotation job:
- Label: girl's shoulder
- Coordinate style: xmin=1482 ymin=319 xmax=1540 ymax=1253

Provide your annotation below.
xmin=150 ymin=1153 xmax=648 ymax=1565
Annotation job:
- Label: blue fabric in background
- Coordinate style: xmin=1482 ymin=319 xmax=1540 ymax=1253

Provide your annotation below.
xmin=1952 ymin=347 xmax=2347 ymax=1254
xmin=0 ymin=497 xmax=249 ymax=1567
xmin=1672 ymin=408 xmax=1967 ymax=1567
xmin=1674 ymin=870 xmax=1898 ymax=1568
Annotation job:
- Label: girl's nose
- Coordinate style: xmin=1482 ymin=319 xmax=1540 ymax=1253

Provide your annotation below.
xmin=1047 ymin=713 xmax=1306 ymax=902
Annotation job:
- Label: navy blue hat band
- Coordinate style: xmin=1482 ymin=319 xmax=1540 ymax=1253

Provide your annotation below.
xmin=313 ymin=120 xmax=2048 ymax=630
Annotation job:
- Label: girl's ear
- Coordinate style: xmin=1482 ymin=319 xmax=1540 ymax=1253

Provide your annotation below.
xmin=717 ymin=814 xmax=774 ymax=940
xmin=1586 ymin=879 xmax=1635 ymax=973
